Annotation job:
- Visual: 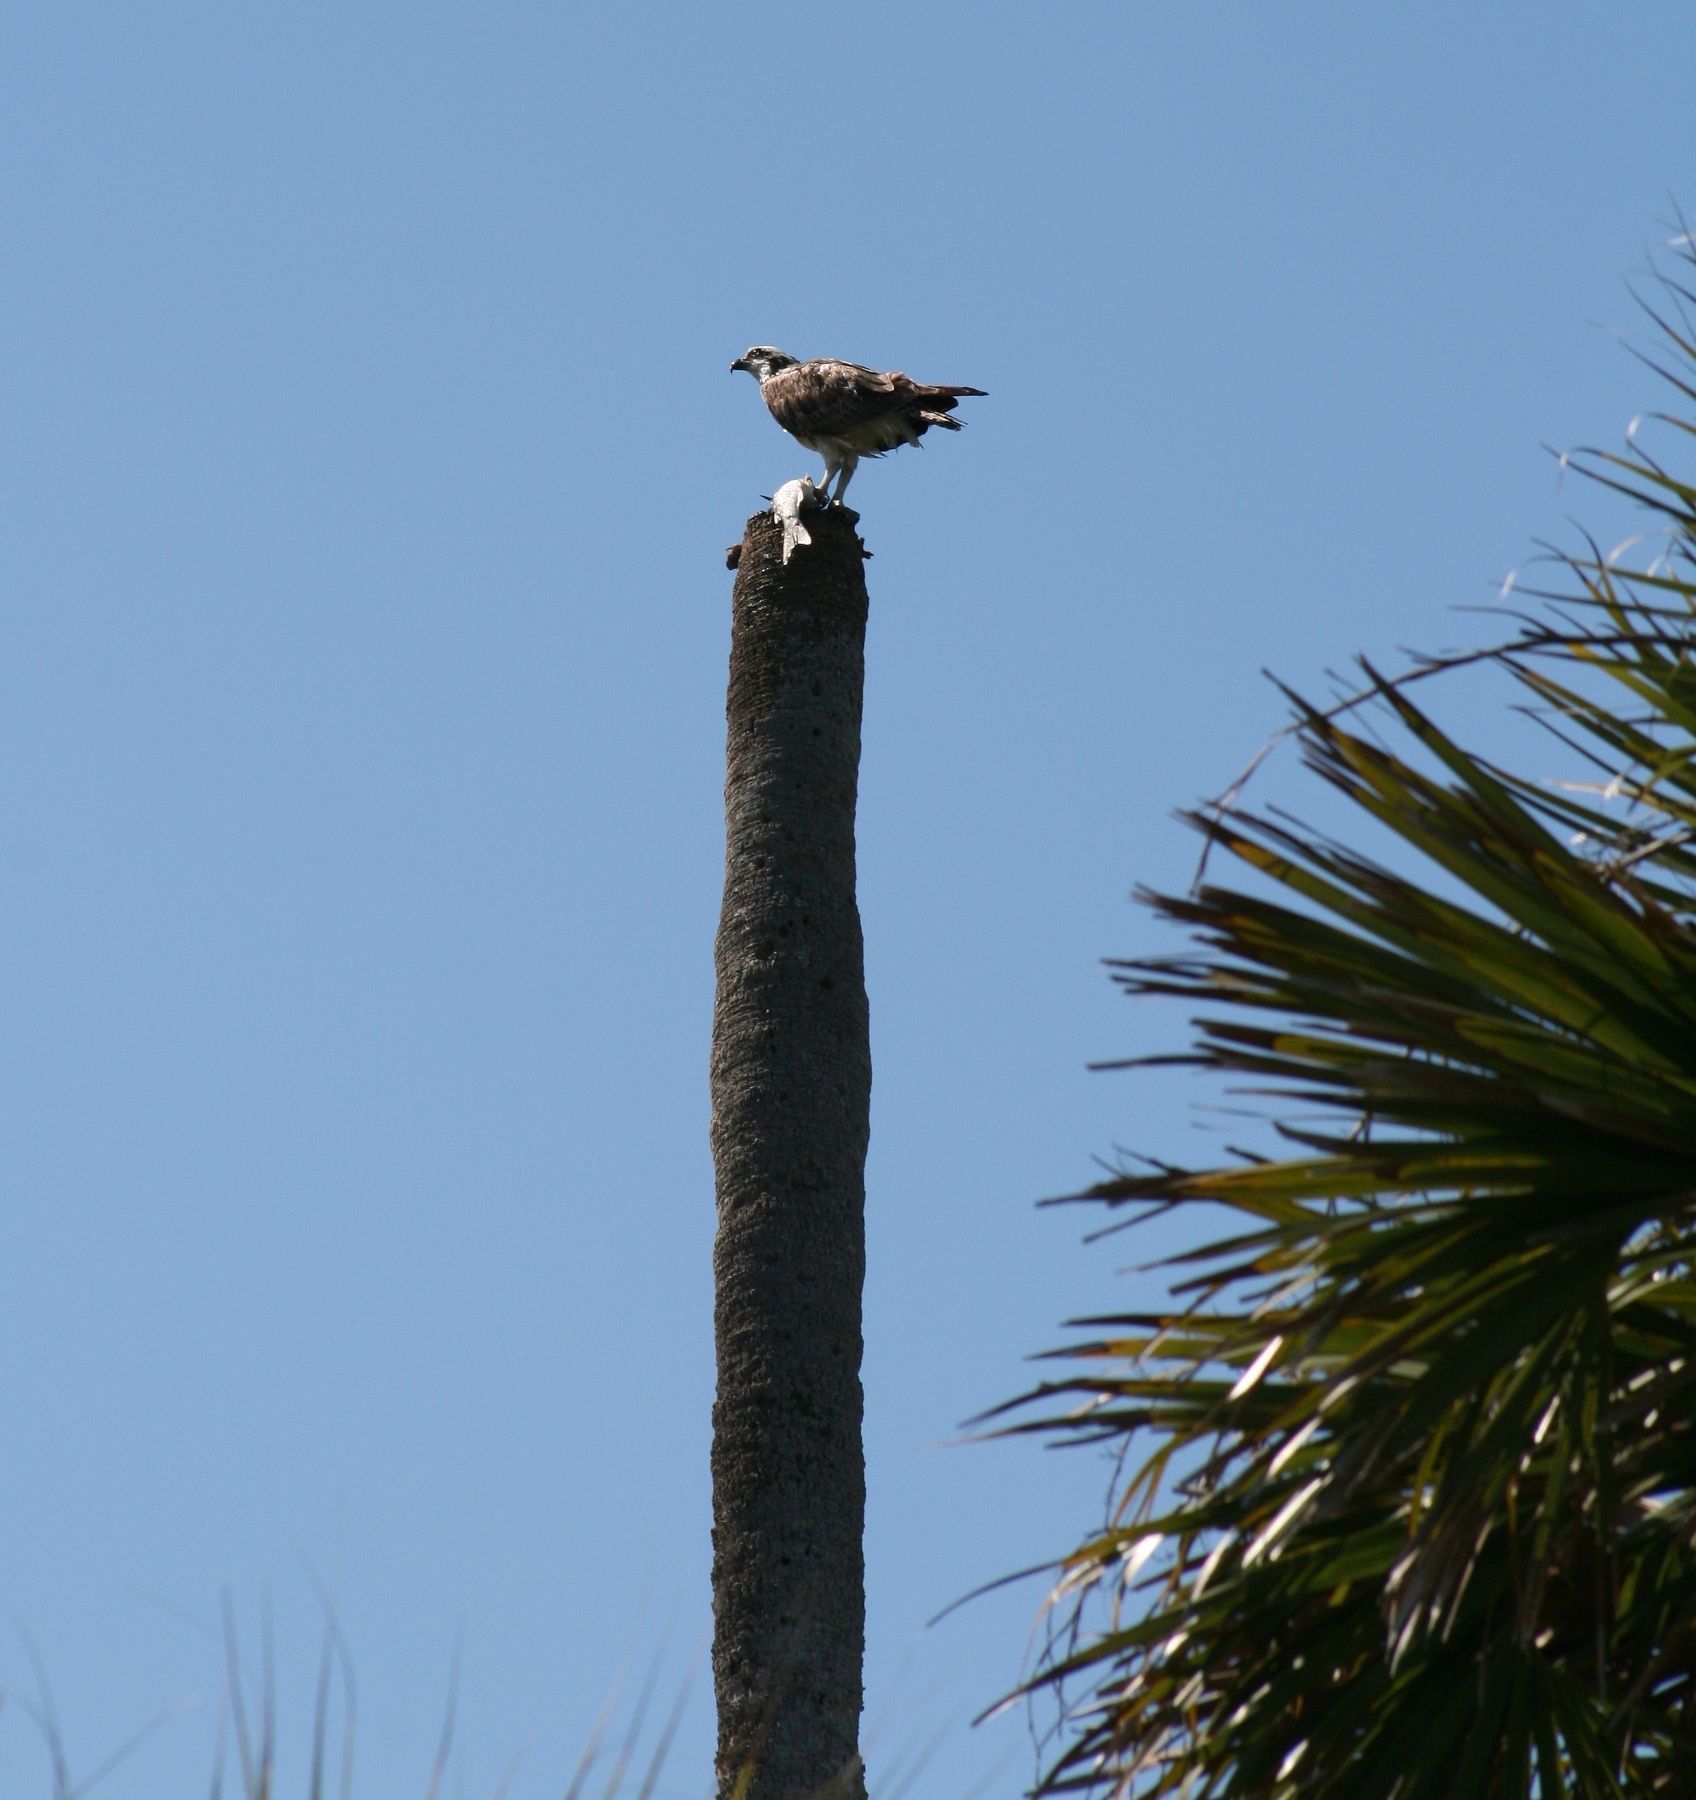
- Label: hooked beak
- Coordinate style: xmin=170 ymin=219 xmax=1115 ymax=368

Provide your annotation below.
xmin=730 ymin=356 xmax=749 ymax=372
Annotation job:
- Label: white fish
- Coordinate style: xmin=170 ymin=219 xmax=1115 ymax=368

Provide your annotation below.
xmin=769 ymin=476 xmax=823 ymax=565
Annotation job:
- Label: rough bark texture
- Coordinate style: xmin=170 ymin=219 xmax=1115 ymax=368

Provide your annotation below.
xmin=711 ymin=505 xmax=871 ymax=1800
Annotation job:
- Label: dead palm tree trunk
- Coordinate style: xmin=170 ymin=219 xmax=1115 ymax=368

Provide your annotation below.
xmin=710 ymin=503 xmax=871 ymax=1799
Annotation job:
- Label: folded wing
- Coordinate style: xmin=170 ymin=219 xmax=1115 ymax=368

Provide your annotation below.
xmin=765 ymin=360 xmax=986 ymax=443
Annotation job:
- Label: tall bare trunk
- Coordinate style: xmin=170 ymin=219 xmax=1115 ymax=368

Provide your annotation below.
xmin=710 ymin=505 xmax=871 ymax=1799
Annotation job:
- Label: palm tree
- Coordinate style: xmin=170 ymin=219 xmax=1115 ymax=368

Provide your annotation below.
xmin=997 ymin=236 xmax=1696 ymax=1796
xmin=710 ymin=502 xmax=871 ymax=1799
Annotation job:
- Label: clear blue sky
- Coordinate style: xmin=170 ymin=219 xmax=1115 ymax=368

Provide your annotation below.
xmin=3 ymin=4 xmax=1690 ymax=1795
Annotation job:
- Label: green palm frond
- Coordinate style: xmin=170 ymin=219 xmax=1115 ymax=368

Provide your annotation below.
xmin=1001 ymin=233 xmax=1696 ymax=1797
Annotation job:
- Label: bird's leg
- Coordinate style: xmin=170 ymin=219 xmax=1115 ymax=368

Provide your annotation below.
xmin=830 ymin=457 xmax=858 ymax=506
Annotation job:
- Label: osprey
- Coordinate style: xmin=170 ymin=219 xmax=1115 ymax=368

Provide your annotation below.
xmin=731 ymin=347 xmax=985 ymax=505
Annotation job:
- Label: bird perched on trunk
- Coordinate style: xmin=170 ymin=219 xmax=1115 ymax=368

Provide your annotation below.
xmin=730 ymin=347 xmax=985 ymax=505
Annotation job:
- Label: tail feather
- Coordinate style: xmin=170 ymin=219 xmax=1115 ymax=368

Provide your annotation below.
xmin=913 ymin=384 xmax=986 ymax=407
xmin=894 ymin=374 xmax=986 ymax=411
xmin=911 ymin=381 xmax=984 ymax=432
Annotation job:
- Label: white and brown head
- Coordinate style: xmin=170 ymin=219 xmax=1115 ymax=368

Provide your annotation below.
xmin=730 ymin=346 xmax=799 ymax=384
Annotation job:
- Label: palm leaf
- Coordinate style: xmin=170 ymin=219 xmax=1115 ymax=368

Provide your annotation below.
xmin=999 ymin=233 xmax=1696 ymax=1796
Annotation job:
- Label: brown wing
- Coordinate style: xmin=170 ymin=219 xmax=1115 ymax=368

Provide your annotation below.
xmin=763 ymin=359 xmax=901 ymax=438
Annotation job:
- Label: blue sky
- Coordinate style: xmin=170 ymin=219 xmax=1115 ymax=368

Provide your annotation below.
xmin=3 ymin=4 xmax=1691 ymax=1795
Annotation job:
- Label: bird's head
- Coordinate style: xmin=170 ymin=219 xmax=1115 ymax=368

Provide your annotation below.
xmin=730 ymin=346 xmax=798 ymax=383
